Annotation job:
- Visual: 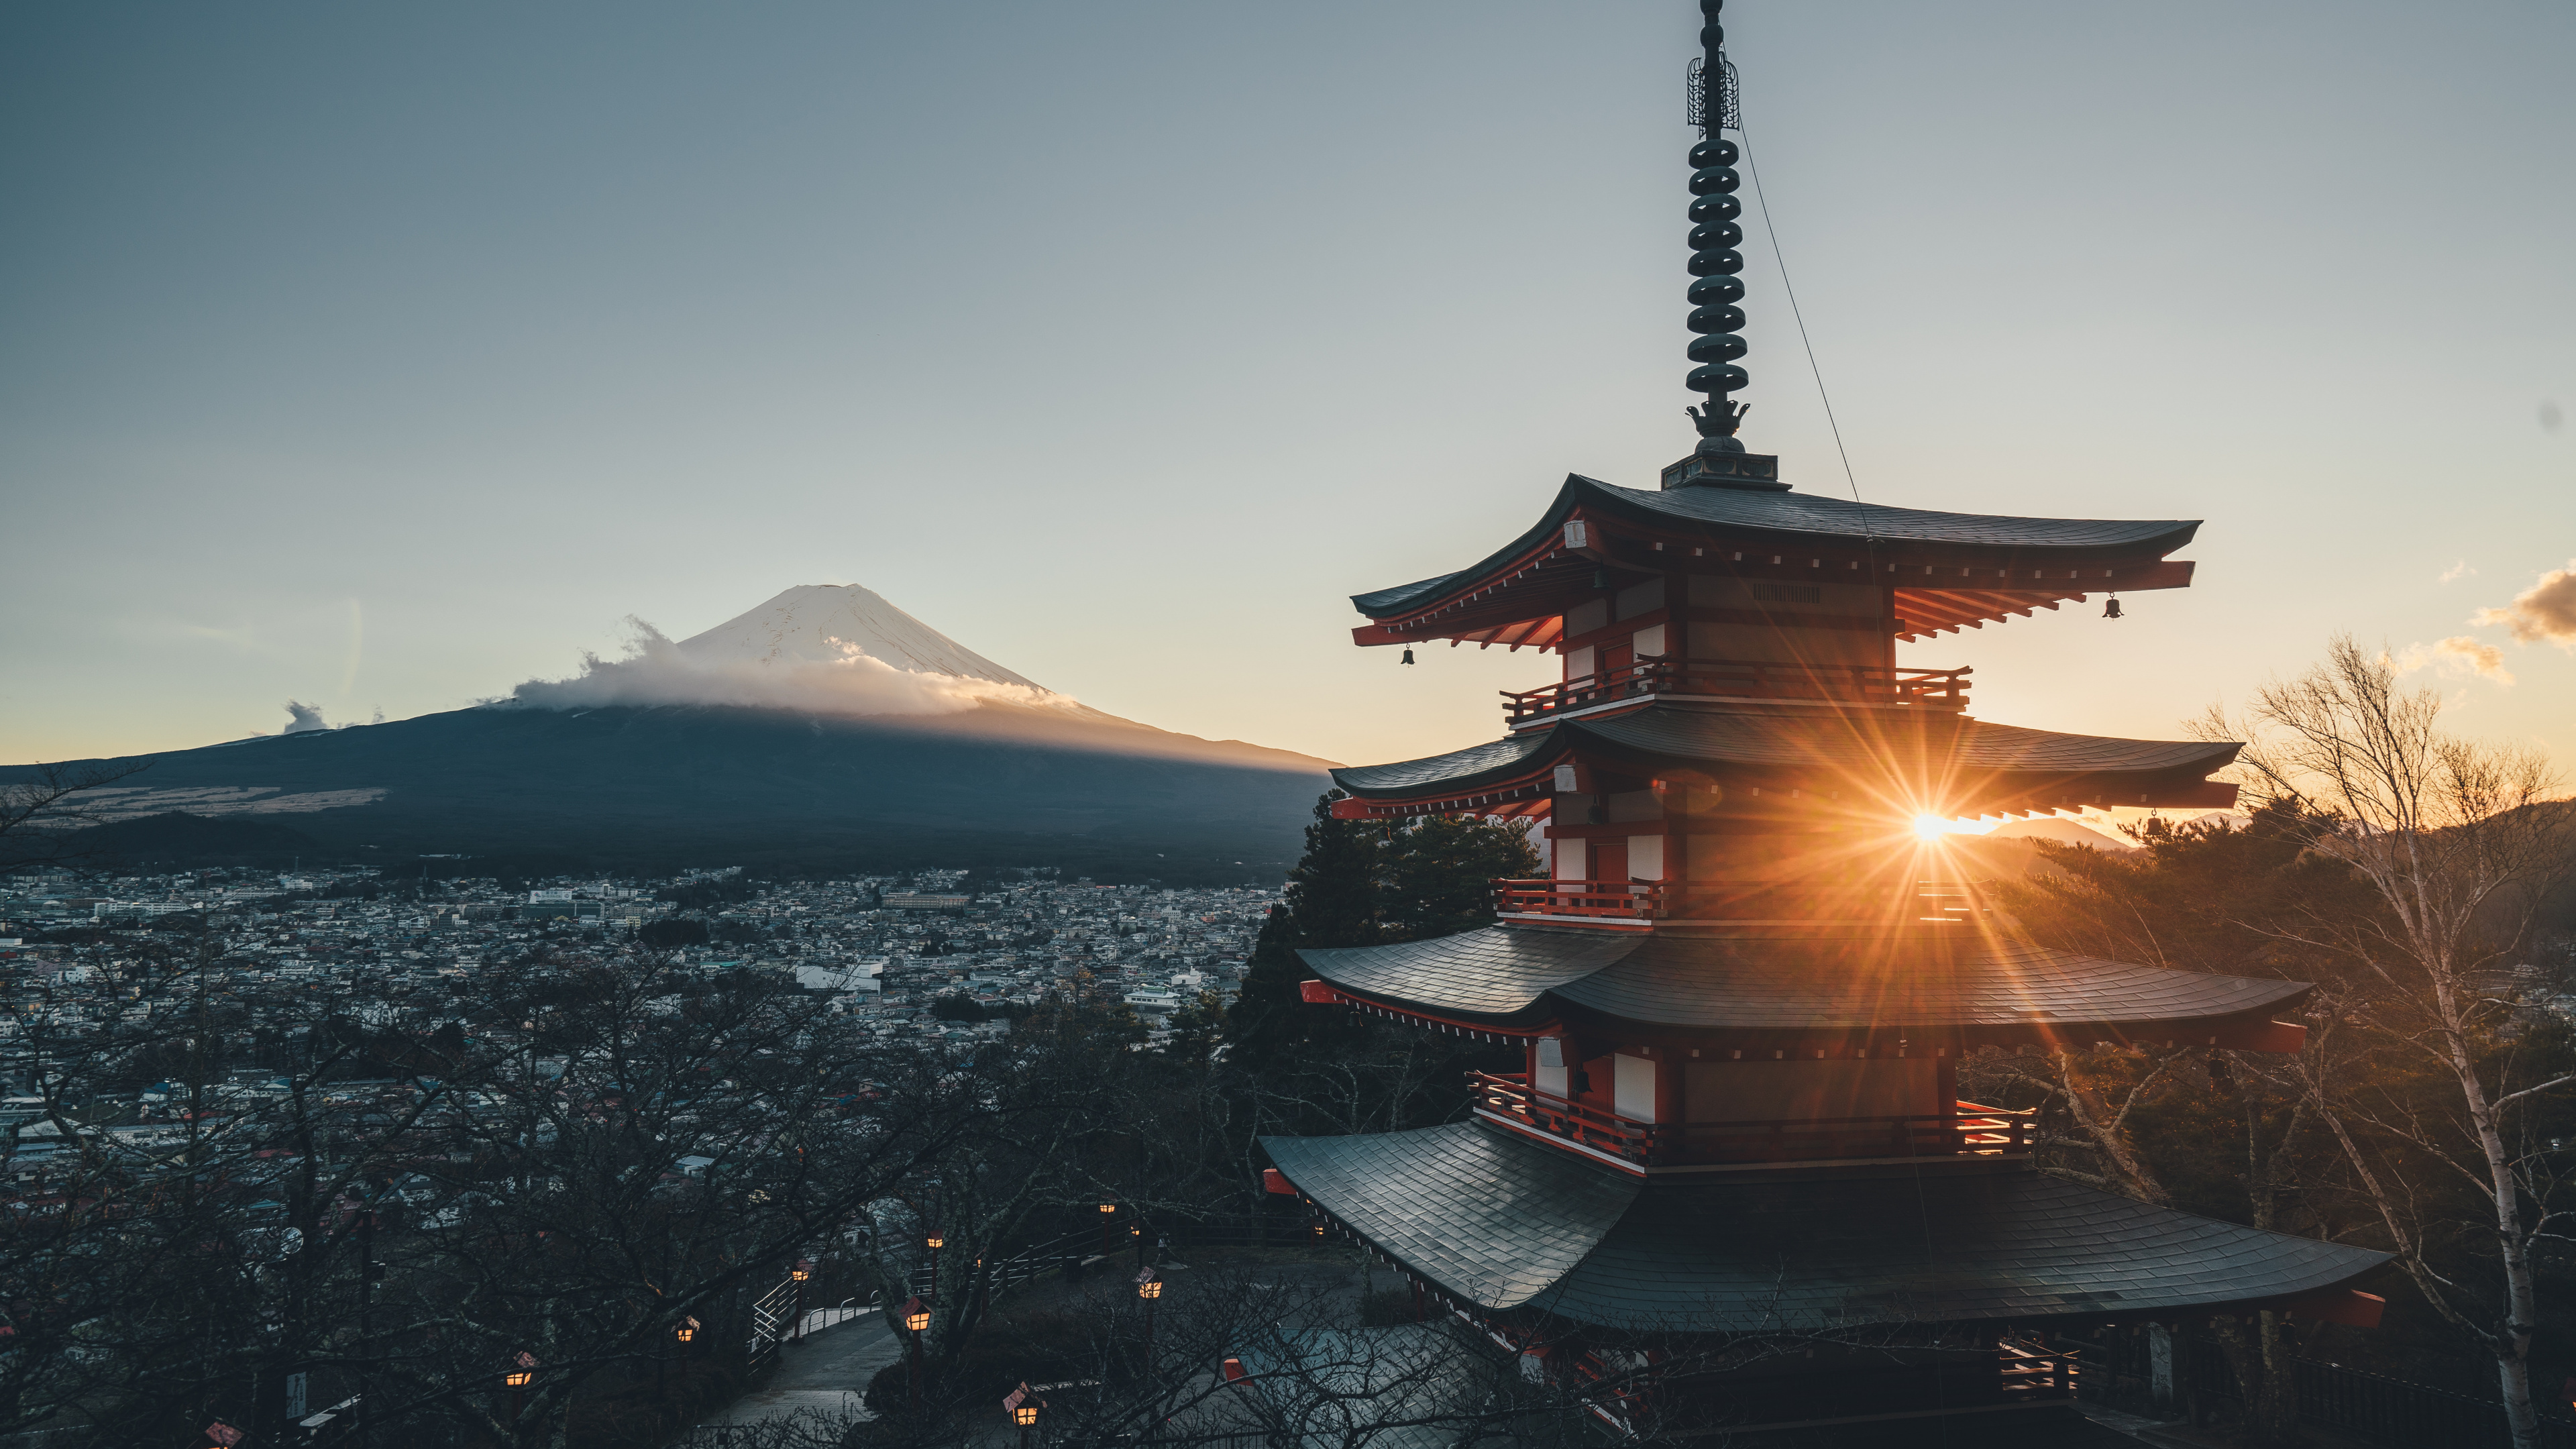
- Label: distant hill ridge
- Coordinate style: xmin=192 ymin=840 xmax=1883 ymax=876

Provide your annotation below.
xmin=11 ymin=585 xmax=1334 ymax=880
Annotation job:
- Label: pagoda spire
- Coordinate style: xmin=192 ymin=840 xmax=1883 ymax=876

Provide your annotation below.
xmin=1684 ymin=0 xmax=1749 ymax=453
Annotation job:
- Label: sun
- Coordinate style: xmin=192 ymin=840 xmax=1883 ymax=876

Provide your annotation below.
xmin=1912 ymin=813 xmax=1950 ymax=843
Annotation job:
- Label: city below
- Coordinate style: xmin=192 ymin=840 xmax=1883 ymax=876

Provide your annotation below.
xmin=0 ymin=866 xmax=1271 ymax=1170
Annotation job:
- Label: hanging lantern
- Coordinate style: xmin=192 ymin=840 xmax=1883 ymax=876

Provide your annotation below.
xmin=2103 ymin=595 xmax=2123 ymax=619
xmin=1400 ymin=647 xmax=1415 ymax=665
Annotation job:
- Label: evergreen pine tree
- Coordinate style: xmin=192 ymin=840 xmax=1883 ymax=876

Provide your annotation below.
xmin=1379 ymin=815 xmax=1541 ymax=943
xmin=1283 ymin=791 xmax=1383 ymax=948
xmin=1228 ymin=791 xmax=1382 ymax=1070
xmin=1227 ymin=793 xmax=1524 ymax=1150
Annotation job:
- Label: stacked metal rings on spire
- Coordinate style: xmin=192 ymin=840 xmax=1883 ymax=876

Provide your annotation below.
xmin=1686 ymin=0 xmax=1746 ymax=404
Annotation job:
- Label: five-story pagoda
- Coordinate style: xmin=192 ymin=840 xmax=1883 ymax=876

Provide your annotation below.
xmin=1258 ymin=3 xmax=2388 ymax=1443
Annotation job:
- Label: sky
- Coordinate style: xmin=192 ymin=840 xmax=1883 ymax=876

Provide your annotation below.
xmin=4 ymin=0 xmax=2571 ymax=777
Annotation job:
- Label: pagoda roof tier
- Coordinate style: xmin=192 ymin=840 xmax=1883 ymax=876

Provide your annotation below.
xmin=1297 ymin=928 xmax=2308 ymax=1048
xmin=1262 ymin=1121 xmax=2387 ymax=1334
xmin=1350 ymin=475 xmax=2200 ymax=648
xmin=1328 ymin=703 xmax=2240 ymax=817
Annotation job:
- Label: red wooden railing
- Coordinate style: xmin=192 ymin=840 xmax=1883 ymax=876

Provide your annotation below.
xmin=1503 ymin=655 xmax=1970 ymax=724
xmin=1997 ymin=1336 xmax=2080 ymax=1402
xmin=1491 ymin=878 xmax=1990 ymax=924
xmin=1491 ymin=878 xmax=1666 ymax=918
xmin=1467 ymin=1070 xmax=2033 ymax=1167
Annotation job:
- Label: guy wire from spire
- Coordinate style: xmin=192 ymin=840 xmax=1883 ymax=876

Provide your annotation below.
xmin=1739 ymin=122 xmax=1866 ymax=511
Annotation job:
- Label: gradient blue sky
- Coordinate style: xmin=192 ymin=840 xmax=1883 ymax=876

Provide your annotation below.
xmin=5 ymin=1 xmax=2570 ymax=775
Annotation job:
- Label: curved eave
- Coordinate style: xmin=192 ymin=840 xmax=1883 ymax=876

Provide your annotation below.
xmin=1350 ymin=475 xmax=2203 ymax=647
xmin=1330 ymin=706 xmax=2243 ymax=815
xmin=1263 ymin=1122 xmax=2389 ymax=1333
xmin=1296 ymin=928 xmax=1642 ymax=1026
xmin=1329 ymin=731 xmax=1567 ymax=803
xmin=1300 ymin=928 xmax=2313 ymax=1047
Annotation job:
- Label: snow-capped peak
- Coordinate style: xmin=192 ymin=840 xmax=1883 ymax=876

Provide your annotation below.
xmin=677 ymin=584 xmax=1051 ymax=694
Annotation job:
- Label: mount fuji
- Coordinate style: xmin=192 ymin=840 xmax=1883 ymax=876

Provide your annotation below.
xmin=674 ymin=584 xmax=1053 ymax=690
xmin=23 ymin=586 xmax=1335 ymax=879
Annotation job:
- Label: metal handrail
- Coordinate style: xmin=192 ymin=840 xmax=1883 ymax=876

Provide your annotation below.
xmin=1503 ymin=655 xmax=1970 ymax=723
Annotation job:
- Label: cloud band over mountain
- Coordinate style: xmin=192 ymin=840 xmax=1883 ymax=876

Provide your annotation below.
xmin=511 ymin=615 xmax=1058 ymax=716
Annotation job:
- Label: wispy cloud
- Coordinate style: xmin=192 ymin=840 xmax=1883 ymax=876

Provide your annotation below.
xmin=2472 ymin=559 xmax=2576 ymax=648
xmin=2396 ymin=637 xmax=2516 ymax=685
xmin=2438 ymin=559 xmax=2475 ymax=584
xmin=510 ymin=617 xmax=1062 ymax=716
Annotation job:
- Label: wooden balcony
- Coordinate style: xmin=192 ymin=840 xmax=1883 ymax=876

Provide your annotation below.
xmin=1491 ymin=878 xmax=1990 ymax=925
xmin=1503 ymin=655 xmax=1970 ymax=724
xmin=1469 ymin=1070 xmax=2033 ymax=1167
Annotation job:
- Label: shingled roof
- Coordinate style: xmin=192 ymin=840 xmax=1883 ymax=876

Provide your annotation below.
xmin=1352 ymin=474 xmax=2200 ymax=623
xmin=1330 ymin=704 xmax=2239 ymax=804
xmin=1299 ymin=927 xmax=2310 ymax=1040
xmin=1263 ymin=1122 xmax=2386 ymax=1333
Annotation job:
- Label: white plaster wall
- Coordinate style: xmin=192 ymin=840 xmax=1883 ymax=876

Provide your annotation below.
xmin=1553 ymin=838 xmax=1588 ymax=880
xmin=1614 ymin=1055 xmax=1659 ymax=1122
xmin=1535 ymin=1036 xmax=1568 ymax=1099
xmin=1627 ymin=835 xmax=1665 ymax=880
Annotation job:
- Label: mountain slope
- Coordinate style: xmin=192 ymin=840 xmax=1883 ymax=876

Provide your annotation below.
xmin=1985 ymin=816 xmax=2137 ymax=851
xmin=13 ymin=584 xmax=1336 ymax=879
xmin=30 ymin=702 xmax=1332 ymax=878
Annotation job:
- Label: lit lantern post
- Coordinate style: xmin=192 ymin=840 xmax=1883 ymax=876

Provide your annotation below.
xmin=790 ymin=1258 xmax=814 ymax=1343
xmin=1003 ymin=1381 xmax=1043 ymax=1449
xmin=502 ymin=1350 xmax=537 ymax=1426
xmin=1134 ymin=1269 xmax=1163 ymax=1370
xmin=902 ymin=1295 xmax=930 ymax=1411
xmin=661 ymin=1315 xmax=700 ymax=1393
xmin=1096 ymin=1202 xmax=1116 ymax=1256
xmin=924 ymin=1231 xmax=943 ymax=1306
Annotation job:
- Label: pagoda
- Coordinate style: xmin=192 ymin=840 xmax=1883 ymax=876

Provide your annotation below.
xmin=1257 ymin=3 xmax=2388 ymax=1443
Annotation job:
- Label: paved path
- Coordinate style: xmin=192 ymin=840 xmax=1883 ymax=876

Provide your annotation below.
xmin=691 ymin=1246 xmax=1365 ymax=1436
xmin=694 ymin=1307 xmax=904 ymax=1428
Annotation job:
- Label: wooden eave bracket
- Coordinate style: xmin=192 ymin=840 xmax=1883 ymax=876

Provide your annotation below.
xmin=1893 ymin=560 xmax=2197 ymax=640
xmin=1299 ymin=979 xmax=1552 ymax=1040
